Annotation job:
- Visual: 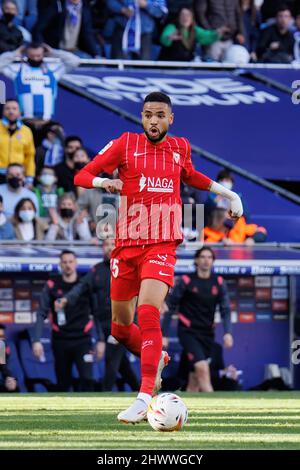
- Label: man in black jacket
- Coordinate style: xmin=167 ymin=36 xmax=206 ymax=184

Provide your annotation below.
xmin=0 ymin=324 xmax=18 ymax=392
xmin=32 ymin=249 xmax=101 ymax=391
xmin=256 ymin=5 xmax=294 ymax=63
xmin=162 ymin=246 xmax=233 ymax=392
xmin=0 ymin=0 xmax=23 ymax=53
xmin=55 ymin=238 xmax=139 ymax=391
xmin=33 ymin=0 xmax=101 ymax=58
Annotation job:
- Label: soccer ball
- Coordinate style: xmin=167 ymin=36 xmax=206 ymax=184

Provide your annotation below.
xmin=147 ymin=393 xmax=188 ymax=432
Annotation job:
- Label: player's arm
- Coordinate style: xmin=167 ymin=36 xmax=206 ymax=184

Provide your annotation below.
xmin=218 ymin=278 xmax=233 ymax=348
xmin=181 ymin=139 xmax=243 ymax=218
xmin=74 ymin=135 xmax=125 ymax=192
xmin=32 ymin=283 xmax=52 ymax=359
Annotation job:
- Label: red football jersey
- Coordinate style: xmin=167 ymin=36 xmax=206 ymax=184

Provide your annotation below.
xmin=75 ymin=132 xmax=212 ymax=247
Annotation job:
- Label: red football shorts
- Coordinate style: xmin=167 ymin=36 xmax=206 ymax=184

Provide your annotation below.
xmin=110 ymin=242 xmax=177 ymax=301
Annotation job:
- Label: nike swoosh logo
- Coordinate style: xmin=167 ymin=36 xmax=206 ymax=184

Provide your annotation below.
xmin=134 ymin=152 xmax=147 ymax=157
xmin=159 ymin=271 xmax=171 ymax=277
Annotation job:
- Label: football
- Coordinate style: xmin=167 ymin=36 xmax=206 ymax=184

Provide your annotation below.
xmin=147 ymin=393 xmax=188 ymax=432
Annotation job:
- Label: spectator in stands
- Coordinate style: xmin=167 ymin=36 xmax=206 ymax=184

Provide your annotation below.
xmin=55 ymin=136 xmax=83 ymax=193
xmin=11 ymin=197 xmax=48 ymax=240
xmin=32 ymin=250 xmax=97 ymax=391
xmin=160 ymin=7 xmax=227 ymax=61
xmin=46 ymin=192 xmax=92 ymax=241
xmin=293 ymin=13 xmax=300 ymax=62
xmin=0 ymin=324 xmax=18 ymax=392
xmin=205 ymin=169 xmax=249 ymax=224
xmin=14 ymin=0 xmax=37 ymax=32
xmin=256 ymin=5 xmax=294 ymax=63
xmin=0 ymin=42 xmax=80 ymax=127
xmin=73 ymin=147 xmax=90 ymax=196
xmin=54 ymin=238 xmax=139 ymax=392
xmin=33 ymin=167 xmax=64 ymax=222
xmin=0 ymin=0 xmax=24 ymax=53
xmin=240 ymin=0 xmax=261 ymax=54
xmin=195 ymin=0 xmax=245 ymax=61
xmin=260 ymin=0 xmax=294 ymax=23
xmin=35 ymin=121 xmax=65 ymax=176
xmin=0 ymin=99 xmax=35 ymax=186
xmin=203 ymin=207 xmax=267 ymax=244
xmin=162 ymin=247 xmax=233 ymax=392
xmin=77 ymin=172 xmax=118 ymax=235
xmin=165 ymin=0 xmax=193 ymax=23
xmin=33 ymin=0 xmax=101 ymax=58
xmin=0 ymin=163 xmax=38 ymax=217
xmin=107 ymin=0 xmax=167 ymax=60
xmin=0 ymin=195 xmax=15 ymax=239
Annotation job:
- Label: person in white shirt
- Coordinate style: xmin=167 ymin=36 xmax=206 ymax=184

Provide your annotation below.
xmin=11 ymin=196 xmax=48 ymax=240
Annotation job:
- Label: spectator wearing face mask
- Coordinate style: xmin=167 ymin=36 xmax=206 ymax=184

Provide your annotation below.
xmin=0 ymin=99 xmax=35 ymax=186
xmin=33 ymin=166 xmax=64 ymax=223
xmin=35 ymin=121 xmax=65 ymax=176
xmin=46 ymin=192 xmax=92 ymax=241
xmin=73 ymin=147 xmax=90 ymax=196
xmin=0 ymin=195 xmax=15 ymax=240
xmin=11 ymin=197 xmax=48 ymax=241
xmin=0 ymin=163 xmax=38 ymax=217
xmin=205 ymin=169 xmax=249 ymax=225
xmin=0 ymin=0 xmax=24 ymax=53
xmin=55 ymin=136 xmax=83 ymax=194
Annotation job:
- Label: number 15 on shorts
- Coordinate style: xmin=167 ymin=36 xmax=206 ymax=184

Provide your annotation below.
xmin=110 ymin=258 xmax=119 ymax=278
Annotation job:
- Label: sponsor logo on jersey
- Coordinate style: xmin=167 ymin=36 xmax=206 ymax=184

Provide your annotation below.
xmin=139 ymin=174 xmax=174 ymax=193
xmin=98 ymin=140 xmax=113 ymax=155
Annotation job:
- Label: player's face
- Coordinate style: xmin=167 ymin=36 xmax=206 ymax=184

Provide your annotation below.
xmin=195 ymin=251 xmax=214 ymax=272
xmin=60 ymin=254 xmax=77 ymax=276
xmin=142 ymin=102 xmax=174 ymax=143
xmin=102 ymin=238 xmax=115 ymax=259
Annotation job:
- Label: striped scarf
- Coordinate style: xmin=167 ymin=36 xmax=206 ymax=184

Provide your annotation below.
xmin=122 ymin=0 xmax=141 ymax=55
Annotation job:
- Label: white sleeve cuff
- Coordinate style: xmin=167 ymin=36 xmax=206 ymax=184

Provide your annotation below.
xmin=92 ymin=177 xmax=109 ymax=188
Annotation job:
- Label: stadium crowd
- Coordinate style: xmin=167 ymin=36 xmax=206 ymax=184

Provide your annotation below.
xmin=0 ymin=1 xmax=299 ymax=62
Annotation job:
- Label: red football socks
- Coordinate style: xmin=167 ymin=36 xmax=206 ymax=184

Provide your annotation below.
xmin=137 ymin=304 xmax=162 ymax=395
xmin=111 ymin=321 xmax=142 ymax=357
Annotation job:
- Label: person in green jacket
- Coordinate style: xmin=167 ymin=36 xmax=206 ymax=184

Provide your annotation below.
xmin=160 ymin=7 xmax=228 ymax=61
xmin=33 ymin=166 xmax=64 ymax=222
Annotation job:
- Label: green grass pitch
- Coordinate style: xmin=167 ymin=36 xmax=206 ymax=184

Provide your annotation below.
xmin=0 ymin=392 xmax=300 ymax=450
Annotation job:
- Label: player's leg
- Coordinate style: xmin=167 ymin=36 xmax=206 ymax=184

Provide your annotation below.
xmin=111 ymin=298 xmax=142 ymax=357
xmin=194 ymin=360 xmax=213 ymax=392
xmin=186 ymin=372 xmax=200 ymax=392
xmin=117 ymin=279 xmax=170 ymax=424
xmin=137 ymin=278 xmax=170 ymax=397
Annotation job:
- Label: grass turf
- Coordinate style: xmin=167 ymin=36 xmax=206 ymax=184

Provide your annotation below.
xmin=0 ymin=392 xmax=300 ymax=450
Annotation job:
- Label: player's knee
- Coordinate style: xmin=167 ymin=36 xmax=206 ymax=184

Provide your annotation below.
xmin=194 ymin=360 xmax=209 ymax=378
xmin=137 ymin=304 xmax=161 ymax=330
xmin=111 ymin=321 xmax=131 ymax=343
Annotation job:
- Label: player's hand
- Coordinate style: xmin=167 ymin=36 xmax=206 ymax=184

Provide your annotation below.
xmin=229 ymin=194 xmax=243 ymax=219
xmin=162 ymin=337 xmax=169 ymax=349
xmin=223 ymin=333 xmax=233 ymax=349
xmin=5 ymin=376 xmax=17 ymax=391
xmin=95 ymin=341 xmax=106 ymax=361
xmin=32 ymin=341 xmax=44 ymax=360
xmin=54 ymin=297 xmax=68 ymax=312
xmin=102 ymin=179 xmax=123 ymax=194
xmin=160 ymin=302 xmax=169 ymax=314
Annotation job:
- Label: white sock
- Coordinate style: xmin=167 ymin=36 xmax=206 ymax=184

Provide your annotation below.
xmin=137 ymin=392 xmax=152 ymax=406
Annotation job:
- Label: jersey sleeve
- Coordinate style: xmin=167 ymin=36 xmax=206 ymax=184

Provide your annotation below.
xmin=180 ymin=138 xmax=212 ymax=191
xmin=74 ymin=133 xmax=125 ymax=188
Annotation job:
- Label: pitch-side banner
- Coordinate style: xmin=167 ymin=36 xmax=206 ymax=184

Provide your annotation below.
xmin=63 ymin=68 xmax=299 ymax=179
